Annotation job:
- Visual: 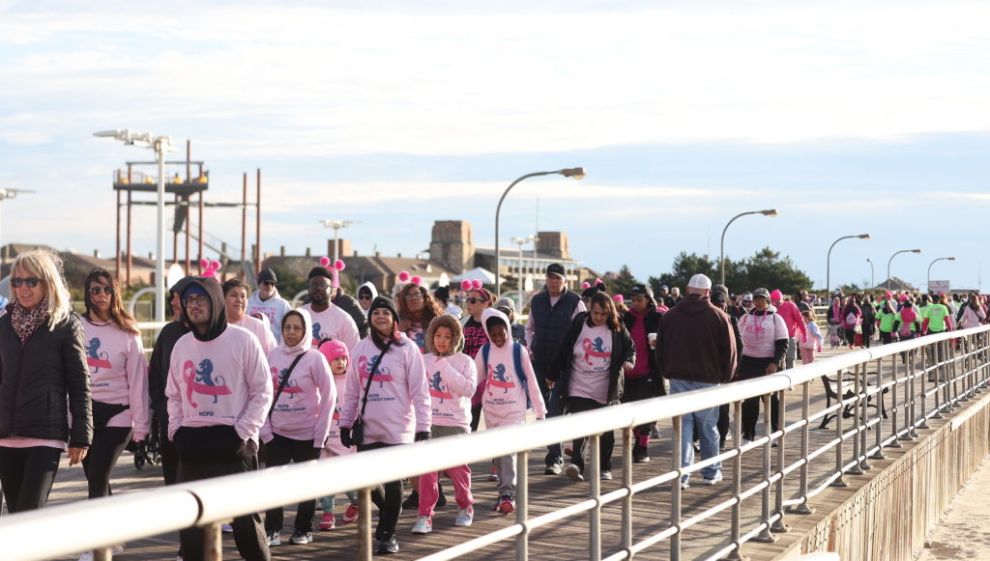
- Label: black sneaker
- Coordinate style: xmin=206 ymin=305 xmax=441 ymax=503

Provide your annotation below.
xmin=544 ymin=462 xmax=562 ymax=475
xmin=289 ymin=531 xmax=313 ymax=545
xmin=436 ymin=491 xmax=447 ymax=508
xmin=402 ymin=491 xmax=419 ymax=509
xmin=377 ymin=537 xmax=400 ymax=554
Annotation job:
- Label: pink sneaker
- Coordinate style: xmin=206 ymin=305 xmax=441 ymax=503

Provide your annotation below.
xmin=341 ymin=504 xmax=359 ymax=525
xmin=318 ymin=512 xmax=335 ymax=531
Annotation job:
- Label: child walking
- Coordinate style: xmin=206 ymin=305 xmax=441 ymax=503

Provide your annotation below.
xmin=317 ymin=340 xmax=360 ymax=530
xmin=800 ymin=309 xmax=824 ymax=365
xmin=474 ymin=309 xmax=546 ymax=514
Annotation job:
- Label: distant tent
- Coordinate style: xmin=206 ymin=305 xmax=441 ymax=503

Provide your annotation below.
xmin=452 ymin=267 xmax=502 ymax=285
xmin=874 ymin=277 xmax=914 ymax=291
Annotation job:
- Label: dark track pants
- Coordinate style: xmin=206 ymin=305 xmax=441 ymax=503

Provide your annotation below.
xmin=0 ymin=445 xmax=61 ymax=513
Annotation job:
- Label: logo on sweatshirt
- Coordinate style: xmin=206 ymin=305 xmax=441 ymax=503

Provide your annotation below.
xmin=412 ymin=330 xmax=426 ymax=353
xmin=488 ymin=363 xmax=514 ymax=393
xmin=581 ymin=337 xmax=610 ymax=365
xmin=429 ymin=371 xmax=452 ymax=402
xmin=85 ymin=337 xmax=112 ymax=372
xmin=311 ymin=322 xmax=324 ymax=346
xmin=358 ymin=354 xmax=394 ymax=387
xmin=270 ymin=366 xmax=302 ymax=398
xmin=182 ymin=359 xmax=232 ymax=408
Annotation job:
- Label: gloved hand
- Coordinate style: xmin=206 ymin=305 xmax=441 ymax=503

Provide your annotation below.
xmin=340 ymin=427 xmax=353 ymax=448
xmin=414 ymin=431 xmax=431 ymax=442
xmin=237 ymin=439 xmax=259 ymax=460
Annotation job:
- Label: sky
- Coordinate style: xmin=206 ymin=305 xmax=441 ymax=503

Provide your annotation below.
xmin=1 ymin=0 xmax=989 ymax=291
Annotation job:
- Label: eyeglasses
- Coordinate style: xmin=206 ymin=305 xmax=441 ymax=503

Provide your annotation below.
xmin=261 ymin=281 xmax=276 ymax=287
xmin=184 ymin=294 xmax=210 ymax=307
xmin=11 ymin=277 xmax=41 ymax=288
xmin=88 ymin=286 xmax=113 ymax=296
xmin=405 ymin=292 xmax=423 ymax=301
xmin=466 ymin=297 xmax=482 ymax=305
xmin=358 ymin=295 xmax=372 ymax=301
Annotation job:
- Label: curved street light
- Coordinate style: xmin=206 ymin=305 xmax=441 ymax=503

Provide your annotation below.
xmin=886 ymin=248 xmax=922 ymax=291
xmin=719 ymin=209 xmax=777 ymax=286
xmin=927 ymin=257 xmax=956 ymax=293
xmin=866 ymin=258 xmax=875 ymax=292
xmin=825 ymin=234 xmax=870 ymax=296
xmin=495 ymin=168 xmax=584 ymax=296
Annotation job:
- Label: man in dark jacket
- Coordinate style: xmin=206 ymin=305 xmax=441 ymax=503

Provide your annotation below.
xmin=621 ymin=284 xmax=664 ymax=462
xmin=655 ymin=274 xmax=737 ymax=488
xmin=525 ymin=263 xmax=586 ymax=474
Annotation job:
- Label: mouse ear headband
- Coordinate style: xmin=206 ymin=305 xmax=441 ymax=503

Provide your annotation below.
xmin=398 ymin=270 xmax=422 ymax=287
xmin=460 ymin=279 xmax=483 ymax=292
xmin=199 ymin=258 xmax=221 ymax=279
xmin=319 ymin=256 xmax=347 ymax=289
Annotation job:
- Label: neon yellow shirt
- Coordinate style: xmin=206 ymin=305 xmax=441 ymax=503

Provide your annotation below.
xmin=927 ymin=304 xmax=950 ymax=332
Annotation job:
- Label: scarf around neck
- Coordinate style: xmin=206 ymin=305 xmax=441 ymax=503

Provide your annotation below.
xmin=11 ymin=298 xmax=50 ymax=343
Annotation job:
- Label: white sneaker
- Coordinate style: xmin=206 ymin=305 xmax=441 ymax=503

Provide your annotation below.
xmin=600 ymin=470 xmax=613 ymax=481
xmin=680 ymin=480 xmax=690 ymax=489
xmin=455 ymin=506 xmax=474 ymax=527
xmin=267 ymin=531 xmax=281 ymax=546
xmin=411 ymin=516 xmax=433 ymax=534
xmin=564 ymin=463 xmax=585 ymax=482
xmin=702 ymin=472 xmax=723 ymax=485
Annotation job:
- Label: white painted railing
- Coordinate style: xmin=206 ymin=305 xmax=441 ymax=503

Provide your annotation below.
xmin=1 ymin=326 xmax=988 ymax=561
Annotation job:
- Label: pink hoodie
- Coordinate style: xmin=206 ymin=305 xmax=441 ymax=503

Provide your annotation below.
xmin=81 ymin=317 xmax=151 ymax=441
xmin=423 ymin=352 xmax=477 ymax=429
xmin=775 ymin=300 xmax=808 ymax=340
xmin=166 ymin=324 xmax=273 ymax=443
xmin=339 ymin=332 xmax=431 ymax=445
xmin=261 ymin=309 xmax=335 ymax=448
xmin=324 ymin=366 xmax=353 ymax=457
xmin=475 ymin=309 xmax=547 ymax=428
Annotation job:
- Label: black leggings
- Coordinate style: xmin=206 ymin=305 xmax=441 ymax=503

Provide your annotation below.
xmin=82 ymin=426 xmax=133 ymax=499
xmin=264 ymin=434 xmax=322 ymax=533
xmin=621 ymin=376 xmax=658 ymax=446
xmin=0 ymin=445 xmax=62 ymax=513
xmin=358 ymin=442 xmax=402 ymax=541
xmin=567 ymin=396 xmax=614 ymax=472
xmin=742 ymin=394 xmax=779 ymax=441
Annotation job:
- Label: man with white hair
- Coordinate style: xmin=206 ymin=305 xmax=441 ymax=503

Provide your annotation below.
xmin=655 ymin=273 xmax=737 ymax=488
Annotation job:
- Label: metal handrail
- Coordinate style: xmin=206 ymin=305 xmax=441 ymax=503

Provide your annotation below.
xmin=1 ymin=326 xmax=988 ymax=561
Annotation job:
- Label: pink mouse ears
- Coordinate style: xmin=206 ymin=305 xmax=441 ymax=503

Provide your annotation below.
xmin=397 ymin=270 xmax=422 ymax=286
xmin=582 ymin=278 xmax=605 ymax=290
xmin=319 ymin=256 xmax=346 ymax=289
xmin=460 ymin=279 xmax=483 ymax=292
xmin=612 ymin=294 xmax=625 ymax=304
xmin=199 ymin=258 xmax=221 ymax=279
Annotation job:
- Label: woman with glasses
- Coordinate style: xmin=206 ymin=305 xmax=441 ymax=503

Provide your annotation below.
xmin=397 ymin=282 xmax=442 ymax=353
xmin=78 ymin=269 xmax=149 ymax=516
xmin=460 ymin=284 xmax=493 ymax=432
xmin=0 ymin=250 xmax=90 ymax=513
xmin=223 ymin=278 xmax=277 ymax=355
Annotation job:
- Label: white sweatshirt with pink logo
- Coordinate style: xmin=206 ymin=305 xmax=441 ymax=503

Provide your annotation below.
xmin=82 ymin=318 xmax=151 ymax=441
xmin=476 ymin=309 xmax=547 ymax=428
xmin=339 ymin=333 xmax=431 ymax=445
xmin=423 ymin=352 xmax=477 ymax=429
xmin=234 ymin=315 xmax=277 ymax=356
xmin=324 ymin=370 xmax=354 ymax=457
xmin=166 ymin=325 xmax=273 ymax=443
xmin=301 ymin=303 xmax=360 ymax=351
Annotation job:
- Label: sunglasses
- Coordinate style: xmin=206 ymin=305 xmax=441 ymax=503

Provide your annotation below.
xmin=88 ymin=286 xmax=113 ymax=296
xmin=465 ymin=297 xmax=482 ymax=305
xmin=11 ymin=277 xmax=41 ymax=288
xmin=358 ymin=295 xmax=372 ymax=301
xmin=261 ymin=281 xmax=276 ymax=287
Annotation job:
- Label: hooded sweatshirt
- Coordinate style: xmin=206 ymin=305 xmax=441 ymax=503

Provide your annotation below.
xmin=261 ymin=309 xmax=335 ymax=447
xmin=655 ymin=293 xmax=737 ymax=385
xmin=475 ymin=308 xmax=547 ymax=427
xmin=339 ymin=332 xmax=431 ymax=445
xmin=246 ymin=288 xmax=292 ymax=343
xmin=166 ymin=277 xmax=273 ymax=443
xmin=232 ymin=314 xmax=277 ymax=356
xmin=81 ymin=317 xmax=150 ymax=441
xmin=324 ymin=360 xmax=353 ymax=457
xmin=357 ymin=282 xmax=379 ymax=318
xmin=301 ymin=302 xmax=360 ymax=351
xmin=422 ymin=317 xmax=477 ymax=428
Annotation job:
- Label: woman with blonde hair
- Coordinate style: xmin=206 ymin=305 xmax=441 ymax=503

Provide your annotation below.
xmin=0 ymin=250 xmax=90 ymax=513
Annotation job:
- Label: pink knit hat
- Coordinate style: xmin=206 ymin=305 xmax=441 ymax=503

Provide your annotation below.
xmin=319 ymin=339 xmax=349 ymax=363
xmin=769 ymin=289 xmax=783 ymax=303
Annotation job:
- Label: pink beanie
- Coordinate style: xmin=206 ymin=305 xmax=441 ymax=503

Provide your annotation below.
xmin=769 ymin=289 xmax=783 ymax=303
xmin=319 ymin=340 xmax=349 ymax=363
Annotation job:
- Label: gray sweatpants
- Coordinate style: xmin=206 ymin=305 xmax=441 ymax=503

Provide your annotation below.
xmin=495 ymin=453 xmax=517 ymax=498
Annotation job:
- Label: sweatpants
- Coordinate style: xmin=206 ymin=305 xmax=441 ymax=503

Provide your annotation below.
xmin=357 ymin=442 xmax=402 ymax=542
xmin=418 ymin=425 xmax=473 ymax=517
xmin=82 ymin=426 xmax=132 ymax=499
xmin=263 ymin=434 xmax=322 ymax=534
xmin=0 ymin=445 xmax=62 ymax=513
xmin=621 ymin=375 xmax=658 ymax=455
xmin=785 ymin=337 xmax=798 ymax=369
xmin=494 ymin=453 xmax=517 ymax=499
xmin=567 ymin=396 xmax=614 ymax=474
xmin=158 ymin=422 xmax=179 ymax=486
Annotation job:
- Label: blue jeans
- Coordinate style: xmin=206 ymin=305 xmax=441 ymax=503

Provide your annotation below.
xmin=669 ymin=378 xmax=721 ymax=482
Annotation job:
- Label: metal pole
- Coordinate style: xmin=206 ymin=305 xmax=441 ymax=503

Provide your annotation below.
xmin=867 ymin=258 xmax=874 ymax=292
xmin=833 ymin=369 xmax=849 ymax=486
xmin=516 ymin=450 xmax=529 ymax=561
xmin=859 ymin=363 xmax=872 ymax=470
xmin=790 ymin=382 xmax=814 ymax=514
xmin=755 ymin=393 xmax=775 ymax=542
xmin=115 ymin=188 xmax=121 ymax=283
xmin=849 ymin=363 xmax=864 ymax=475
xmin=725 ymin=401 xmax=747 ymax=560
xmin=198 ymin=191 xmax=204 ymax=274
xmin=495 ymin=171 xmax=555 ymax=297
xmin=872 ymin=358 xmax=886 ymax=459
xmin=358 ymin=487 xmax=373 ymax=561
xmin=126 ymin=190 xmax=132 ymax=288
xmin=155 ymin=140 xmax=166 ymax=323
xmin=621 ymin=428 xmax=633 ymax=554
xmin=771 ymin=389 xmax=789 ymax=533
xmin=333 ymin=225 xmax=340 ymax=265
xmin=671 ymin=416 xmax=682 ymax=561
xmin=241 ymin=172 xmax=247 ymax=267
xmin=826 ymin=234 xmax=868 ymax=296
xmin=589 ymin=434 xmax=602 ymax=561
xmin=203 ymin=521 xmax=222 ymax=561
xmin=888 ymin=354 xmax=903 ymax=448
xmin=256 ymin=168 xmax=261 ymax=275
xmin=720 ymin=212 xmax=753 ymax=286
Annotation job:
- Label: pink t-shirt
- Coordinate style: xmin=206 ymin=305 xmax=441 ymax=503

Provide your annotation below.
xmin=423 ymin=352 xmax=477 ymax=429
xmin=302 ymin=303 xmax=360 ymax=350
xmin=739 ymin=310 xmax=789 ymax=359
xmin=475 ymin=342 xmax=547 ymax=428
xmin=82 ymin=318 xmax=150 ymax=441
xmin=233 ymin=315 xmax=277 ymax=356
xmin=568 ymin=323 xmax=612 ymax=404
xmin=0 ymin=436 xmax=66 ymax=451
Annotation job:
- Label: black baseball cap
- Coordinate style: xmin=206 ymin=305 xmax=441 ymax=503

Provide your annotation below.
xmin=630 ymin=284 xmax=653 ymax=299
xmin=545 ymin=263 xmax=566 ymax=279
xmin=257 ymin=268 xmax=277 ymax=285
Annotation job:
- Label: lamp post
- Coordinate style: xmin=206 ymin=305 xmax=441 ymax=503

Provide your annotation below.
xmin=866 ymin=258 xmax=875 ymax=292
xmin=0 ymin=188 xmax=36 ymax=265
xmin=510 ymin=235 xmax=538 ymax=311
xmin=495 ymin=168 xmax=584 ymax=296
xmin=825 ymin=234 xmax=870 ymax=296
xmin=926 ymin=257 xmax=956 ymax=293
xmin=719 ymin=209 xmax=777 ymax=286
xmin=320 ymin=219 xmax=359 ymax=264
xmin=886 ymin=249 xmax=922 ymax=291
xmin=94 ymin=129 xmax=171 ymax=323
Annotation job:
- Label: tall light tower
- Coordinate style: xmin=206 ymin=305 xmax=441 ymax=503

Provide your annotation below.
xmin=510 ymin=234 xmax=538 ymax=311
xmin=0 ymin=188 xmax=37 ymax=265
xmin=320 ymin=219 xmax=359 ymax=263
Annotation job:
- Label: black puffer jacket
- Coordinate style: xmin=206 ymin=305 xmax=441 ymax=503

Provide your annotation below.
xmin=548 ymin=312 xmax=635 ymax=407
xmin=0 ymin=312 xmax=92 ymax=447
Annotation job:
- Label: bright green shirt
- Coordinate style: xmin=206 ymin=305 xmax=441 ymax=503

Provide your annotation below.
xmin=878 ymin=310 xmax=898 ymax=333
xmin=927 ymin=304 xmax=950 ymax=332
xmin=917 ymin=304 xmax=932 ymax=319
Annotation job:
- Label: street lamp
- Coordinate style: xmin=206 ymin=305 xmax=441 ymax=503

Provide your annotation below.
xmin=866 ymin=258 xmax=875 ymax=292
xmin=510 ymin=234 xmax=538 ymax=311
xmin=926 ymin=257 xmax=956 ymax=293
xmin=825 ymin=234 xmax=870 ymax=296
xmin=320 ymin=219 xmax=359 ymax=264
xmin=0 ymin=188 xmax=37 ymax=265
xmin=94 ymin=129 xmax=171 ymax=323
xmin=495 ymin=168 xmax=584 ymax=296
xmin=719 ymin=209 xmax=777 ymax=286
xmin=886 ymin=249 xmax=922 ymax=291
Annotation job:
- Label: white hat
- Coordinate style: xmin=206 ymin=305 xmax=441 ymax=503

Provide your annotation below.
xmin=687 ymin=273 xmax=712 ymax=290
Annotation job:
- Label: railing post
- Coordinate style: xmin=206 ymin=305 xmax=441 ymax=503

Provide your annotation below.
xmin=900 ymin=351 xmax=915 ymax=441
xmin=671 ymin=416 xmax=682 ymax=561
xmin=872 ymin=358 xmax=886 ymax=460
xmin=833 ymin=369 xmax=849 ymax=486
xmin=723 ymin=401 xmax=748 ymax=561
xmin=92 ymin=547 xmax=112 ymax=561
xmin=919 ymin=342 xmax=930 ymax=428
xmin=950 ymin=339 xmax=963 ymax=405
xmin=358 ymin=487 xmax=373 ymax=561
xmin=754 ymin=393 xmax=776 ymax=542
xmin=621 ymin=427 xmax=633 ymax=556
xmin=788 ymin=382 xmax=814 ymax=515
xmin=203 ymin=521 xmax=222 ymax=561
xmin=516 ymin=450 xmax=529 ymax=561
xmin=858 ymin=362 xmax=871 ymax=471
xmin=849 ymin=363 xmax=864 ymax=475
xmin=589 ymin=434 xmax=602 ymax=561
xmin=887 ymin=355 xmax=903 ymax=449
xmin=907 ymin=350 xmax=919 ymax=439
xmin=771 ymin=389 xmax=789 ymax=533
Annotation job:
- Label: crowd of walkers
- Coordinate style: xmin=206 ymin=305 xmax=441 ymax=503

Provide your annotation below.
xmin=0 ymin=248 xmax=984 ymax=560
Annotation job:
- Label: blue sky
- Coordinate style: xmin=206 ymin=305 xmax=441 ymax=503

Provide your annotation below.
xmin=1 ymin=1 xmax=989 ymax=291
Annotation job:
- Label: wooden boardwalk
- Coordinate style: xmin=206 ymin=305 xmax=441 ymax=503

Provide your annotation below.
xmin=17 ymin=343 xmax=960 ymax=560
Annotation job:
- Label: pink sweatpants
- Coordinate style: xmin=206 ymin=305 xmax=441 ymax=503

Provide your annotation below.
xmin=801 ymin=348 xmax=816 ymax=364
xmin=418 ymin=424 xmax=474 ymax=517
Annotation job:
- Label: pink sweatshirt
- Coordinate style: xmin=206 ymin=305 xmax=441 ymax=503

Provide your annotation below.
xmin=477 ymin=309 xmax=547 ymax=428
xmin=339 ymin=333 xmax=431 ymax=445
xmin=423 ymin=352 xmax=477 ymax=429
xmin=776 ymin=301 xmax=808 ymax=340
xmin=234 ymin=315 xmax=277 ymax=356
xmin=302 ymin=303 xmax=360 ymax=350
xmin=261 ymin=309 xmax=335 ymax=447
xmin=324 ymin=369 xmax=353 ymax=457
xmin=82 ymin=318 xmax=151 ymax=441
xmin=166 ymin=325 xmax=273 ymax=443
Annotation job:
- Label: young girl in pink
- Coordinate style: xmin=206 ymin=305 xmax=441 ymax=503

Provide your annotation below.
xmin=800 ymin=309 xmax=824 ymax=364
xmin=317 ymin=340 xmax=359 ymax=530
xmin=412 ymin=315 xmax=478 ymax=534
